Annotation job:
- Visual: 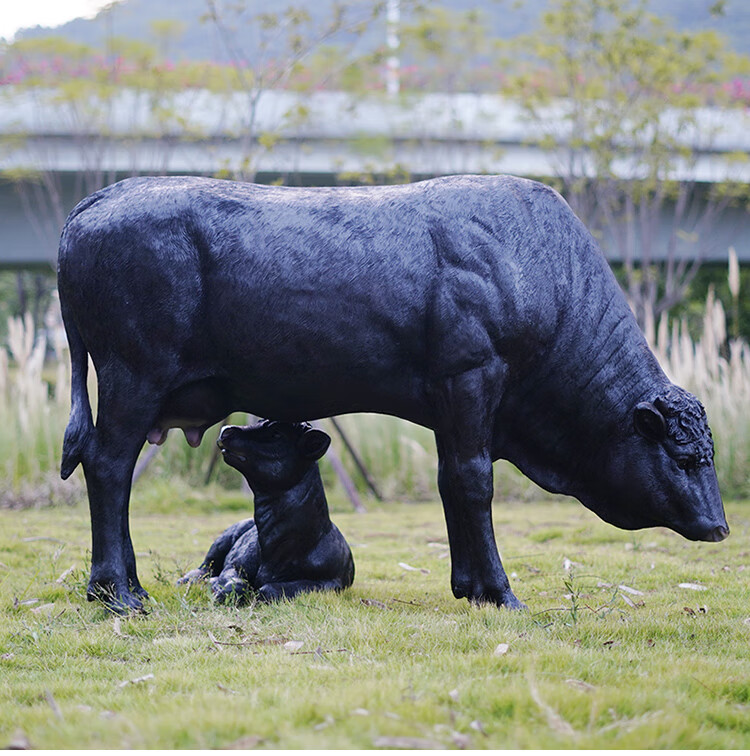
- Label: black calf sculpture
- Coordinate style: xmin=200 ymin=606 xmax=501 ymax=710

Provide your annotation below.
xmin=179 ymin=421 xmax=354 ymax=603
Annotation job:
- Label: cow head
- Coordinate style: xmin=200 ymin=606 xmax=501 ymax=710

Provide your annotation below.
xmin=217 ymin=421 xmax=330 ymax=494
xmin=500 ymin=382 xmax=728 ymax=543
xmin=585 ymin=385 xmax=728 ymax=542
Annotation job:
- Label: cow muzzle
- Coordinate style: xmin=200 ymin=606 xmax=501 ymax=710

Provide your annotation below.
xmin=704 ymin=524 xmax=730 ymax=542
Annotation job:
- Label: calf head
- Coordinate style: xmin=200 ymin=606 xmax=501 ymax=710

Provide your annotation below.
xmin=590 ymin=385 xmax=728 ymax=542
xmin=217 ymin=421 xmax=330 ymax=494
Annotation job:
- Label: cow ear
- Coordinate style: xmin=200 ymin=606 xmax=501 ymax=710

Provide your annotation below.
xmin=298 ymin=428 xmax=331 ymax=460
xmin=634 ymin=402 xmax=666 ymax=441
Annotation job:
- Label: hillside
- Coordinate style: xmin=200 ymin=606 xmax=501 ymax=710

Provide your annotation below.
xmin=12 ymin=0 xmax=750 ymax=61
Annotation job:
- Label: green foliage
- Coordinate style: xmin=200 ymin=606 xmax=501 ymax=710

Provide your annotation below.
xmin=504 ymin=0 xmax=742 ymax=174
xmin=0 ymin=497 xmax=749 ymax=748
xmin=300 ymin=42 xmax=380 ymax=92
xmin=0 ymin=4 xmax=389 ymax=197
xmin=501 ymin=0 xmax=750 ymax=327
xmin=399 ymin=5 xmax=496 ymax=92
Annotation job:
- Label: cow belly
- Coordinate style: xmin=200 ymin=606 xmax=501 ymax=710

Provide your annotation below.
xmin=226 ymin=367 xmax=432 ymax=427
xmin=148 ymin=367 xmax=432 ymax=446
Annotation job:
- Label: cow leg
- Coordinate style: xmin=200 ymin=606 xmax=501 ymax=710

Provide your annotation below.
xmin=431 ymin=366 xmax=524 ymax=609
xmin=82 ymin=375 xmax=160 ymax=613
xmin=123 ymin=504 xmax=147 ymax=599
xmin=83 ymin=446 xmax=146 ymax=612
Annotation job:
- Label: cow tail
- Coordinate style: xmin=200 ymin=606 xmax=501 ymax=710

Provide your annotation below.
xmin=60 ymin=309 xmax=94 ymax=480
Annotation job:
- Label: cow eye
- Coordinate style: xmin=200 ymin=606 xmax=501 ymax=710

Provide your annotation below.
xmin=675 ymin=456 xmax=696 ymax=471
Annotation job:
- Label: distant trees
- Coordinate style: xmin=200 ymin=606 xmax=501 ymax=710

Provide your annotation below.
xmin=0 ymin=18 xmax=222 ymax=319
xmin=0 ymin=0 xmax=385 ymax=319
xmin=0 ymin=2 xmax=389 ymax=217
xmin=501 ymin=0 xmax=750 ymax=330
xmin=2 ymin=0 xmax=748 ymax=333
xmin=0 ymin=28 xmax=212 ymax=248
xmin=200 ymin=0 xmax=387 ymax=181
xmin=398 ymin=4 xmax=496 ymax=93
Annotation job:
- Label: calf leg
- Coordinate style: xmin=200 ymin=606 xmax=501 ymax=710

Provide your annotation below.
xmin=210 ymin=568 xmax=253 ymax=604
xmin=209 ymin=526 xmax=260 ymax=604
xmin=431 ymin=366 xmax=524 ymax=609
xmin=257 ymin=578 xmax=349 ymax=602
xmin=178 ymin=518 xmax=256 ymax=584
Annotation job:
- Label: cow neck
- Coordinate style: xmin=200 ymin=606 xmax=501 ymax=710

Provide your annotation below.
xmin=569 ymin=299 xmax=667 ymax=423
xmin=495 ymin=260 xmax=670 ymax=497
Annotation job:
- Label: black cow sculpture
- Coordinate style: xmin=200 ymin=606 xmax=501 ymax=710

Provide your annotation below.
xmin=178 ymin=421 xmax=354 ymax=603
xmin=57 ymin=174 xmax=729 ymax=613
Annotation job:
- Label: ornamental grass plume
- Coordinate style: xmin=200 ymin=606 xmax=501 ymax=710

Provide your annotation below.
xmin=728 ymin=246 xmax=740 ymax=340
xmin=6 ymin=312 xmax=47 ymax=435
xmin=651 ymin=253 xmax=750 ymax=498
xmin=0 ymin=304 xmax=83 ymax=508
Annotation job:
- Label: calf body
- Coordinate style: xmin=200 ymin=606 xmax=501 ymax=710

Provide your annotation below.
xmin=58 ymin=174 xmax=728 ymax=612
xmin=179 ymin=421 xmax=354 ymax=602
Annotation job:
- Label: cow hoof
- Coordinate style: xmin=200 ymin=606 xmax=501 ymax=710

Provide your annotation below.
xmin=464 ymin=586 xmax=527 ymax=611
xmin=130 ymin=584 xmax=150 ymax=600
xmin=500 ymin=593 xmax=527 ymax=611
xmin=87 ymin=583 xmax=147 ymax=615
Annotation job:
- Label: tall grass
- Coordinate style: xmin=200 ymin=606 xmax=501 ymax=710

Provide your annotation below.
xmin=648 ymin=286 xmax=750 ymax=498
xmin=1 ymin=270 xmax=749 ymax=508
xmin=0 ymin=309 xmax=81 ymax=508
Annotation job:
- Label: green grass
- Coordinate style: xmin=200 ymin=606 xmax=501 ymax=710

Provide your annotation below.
xmin=1 ymin=489 xmax=749 ymax=749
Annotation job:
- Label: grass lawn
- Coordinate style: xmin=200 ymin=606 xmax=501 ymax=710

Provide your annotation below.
xmin=1 ymin=483 xmax=749 ymax=749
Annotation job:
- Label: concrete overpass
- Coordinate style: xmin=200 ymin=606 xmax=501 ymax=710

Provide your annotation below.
xmin=1 ymin=89 xmax=749 ymax=266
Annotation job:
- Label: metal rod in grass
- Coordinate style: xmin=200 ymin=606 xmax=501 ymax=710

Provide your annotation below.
xmin=312 ymin=421 xmax=366 ymax=513
xmin=329 ymin=417 xmax=383 ymax=501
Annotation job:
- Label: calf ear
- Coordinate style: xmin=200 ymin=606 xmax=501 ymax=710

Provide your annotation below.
xmin=634 ymin=402 xmax=667 ymax=441
xmin=298 ymin=428 xmax=331 ymax=460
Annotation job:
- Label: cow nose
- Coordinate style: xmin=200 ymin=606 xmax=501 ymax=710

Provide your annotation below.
xmin=710 ymin=525 xmax=730 ymax=542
